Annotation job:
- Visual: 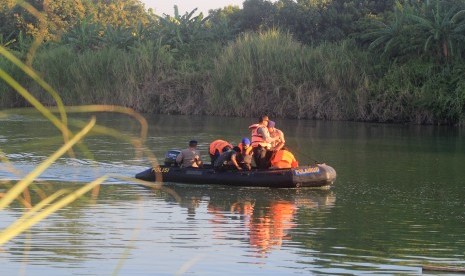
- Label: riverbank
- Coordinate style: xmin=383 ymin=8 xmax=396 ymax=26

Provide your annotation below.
xmin=2 ymin=1 xmax=464 ymax=125
xmin=1 ymin=30 xmax=464 ymax=125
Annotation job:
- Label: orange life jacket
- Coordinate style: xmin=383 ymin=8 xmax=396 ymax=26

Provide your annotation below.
xmin=209 ymin=140 xmax=232 ymax=156
xmin=271 ymin=150 xmax=299 ymax=169
xmin=249 ymin=124 xmax=271 ymax=149
xmin=238 ymin=142 xmax=253 ymax=155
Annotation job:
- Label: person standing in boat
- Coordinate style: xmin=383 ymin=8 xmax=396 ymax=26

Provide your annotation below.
xmin=268 ymin=120 xmax=285 ymax=152
xmin=214 ymin=146 xmax=242 ymax=171
xmin=249 ymin=115 xmax=279 ymax=169
xmin=176 ymin=140 xmax=203 ymax=168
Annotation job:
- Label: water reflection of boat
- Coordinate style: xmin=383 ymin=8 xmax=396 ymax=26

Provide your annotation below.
xmin=136 ymin=163 xmax=336 ymax=188
xmin=143 ymin=184 xmax=336 ymax=256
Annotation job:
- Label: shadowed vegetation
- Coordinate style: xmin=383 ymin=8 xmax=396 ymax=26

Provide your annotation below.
xmin=1 ymin=0 xmax=465 ymax=124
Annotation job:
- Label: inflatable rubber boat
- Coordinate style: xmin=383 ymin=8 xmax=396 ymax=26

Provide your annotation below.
xmin=135 ymin=150 xmax=336 ymax=188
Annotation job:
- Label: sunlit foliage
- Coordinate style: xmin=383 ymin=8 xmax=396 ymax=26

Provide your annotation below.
xmin=1 ymin=0 xmax=465 ymax=124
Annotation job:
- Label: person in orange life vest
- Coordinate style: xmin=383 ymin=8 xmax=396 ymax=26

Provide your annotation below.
xmin=270 ymin=146 xmax=299 ymax=169
xmin=238 ymin=137 xmax=253 ymax=170
xmin=209 ymin=139 xmax=232 ymax=164
xmin=175 ymin=140 xmax=203 ymax=168
xmin=249 ymin=115 xmax=279 ymax=169
xmin=267 ymin=120 xmax=285 ymax=152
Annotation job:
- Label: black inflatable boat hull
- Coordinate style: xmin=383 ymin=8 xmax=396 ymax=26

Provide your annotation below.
xmin=135 ymin=164 xmax=336 ymax=188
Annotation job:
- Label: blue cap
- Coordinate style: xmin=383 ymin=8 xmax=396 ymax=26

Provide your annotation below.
xmin=241 ymin=137 xmax=250 ymax=145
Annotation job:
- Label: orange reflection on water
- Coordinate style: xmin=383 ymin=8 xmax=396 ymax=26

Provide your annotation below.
xmin=248 ymin=201 xmax=297 ymax=255
xmin=176 ymin=187 xmax=336 ymax=258
xmin=207 ymin=199 xmax=298 ymax=256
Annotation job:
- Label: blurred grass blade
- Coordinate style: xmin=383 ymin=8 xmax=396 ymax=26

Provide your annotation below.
xmin=0 ymin=46 xmax=71 ymax=151
xmin=15 ymin=0 xmax=47 ymax=67
xmin=0 ymin=116 xmax=96 ymax=210
xmin=0 ymin=68 xmax=69 ymax=137
xmin=69 ymin=118 xmax=159 ymax=168
xmin=0 ymin=176 xmax=107 ymax=245
xmin=0 ymin=46 xmax=68 ymax=127
xmin=5 ymin=190 xmax=68 ymax=230
xmin=55 ymin=105 xmax=148 ymax=142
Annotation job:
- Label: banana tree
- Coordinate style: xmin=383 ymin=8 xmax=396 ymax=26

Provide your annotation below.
xmin=364 ymin=7 xmax=408 ymax=56
xmin=156 ymin=5 xmax=211 ymax=49
xmin=407 ymin=1 xmax=465 ymax=61
xmin=62 ymin=17 xmax=102 ymax=52
xmin=101 ymin=24 xmax=134 ymax=49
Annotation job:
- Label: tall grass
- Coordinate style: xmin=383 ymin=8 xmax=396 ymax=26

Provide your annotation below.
xmin=209 ymin=29 xmax=373 ymax=119
xmin=31 ymin=43 xmax=157 ymax=108
xmin=368 ymin=58 xmax=465 ymax=124
xmin=209 ymin=29 xmax=465 ymax=124
xmin=1 ymin=29 xmax=464 ymax=124
xmin=0 ymin=41 xmax=220 ymax=115
xmin=0 ymin=50 xmax=29 ymax=107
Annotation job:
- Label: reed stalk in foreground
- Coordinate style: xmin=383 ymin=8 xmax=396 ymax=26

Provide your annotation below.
xmin=0 ymin=42 xmax=162 ymax=248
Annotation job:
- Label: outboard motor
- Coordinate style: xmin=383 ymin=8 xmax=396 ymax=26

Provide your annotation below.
xmin=164 ymin=149 xmax=181 ymax=166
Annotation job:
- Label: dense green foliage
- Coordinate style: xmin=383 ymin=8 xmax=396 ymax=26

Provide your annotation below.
xmin=1 ymin=0 xmax=465 ymax=124
xmin=209 ymin=30 xmax=372 ymax=120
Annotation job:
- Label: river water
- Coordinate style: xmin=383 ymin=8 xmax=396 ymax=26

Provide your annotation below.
xmin=0 ymin=112 xmax=464 ymax=275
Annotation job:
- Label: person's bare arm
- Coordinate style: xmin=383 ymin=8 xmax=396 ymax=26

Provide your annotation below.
xmin=231 ymin=153 xmax=242 ymax=170
xmin=194 ymin=151 xmax=203 ymax=166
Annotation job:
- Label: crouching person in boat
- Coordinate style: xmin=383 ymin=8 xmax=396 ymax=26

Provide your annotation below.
xmin=214 ymin=146 xmax=242 ymax=172
xmin=270 ymin=146 xmax=299 ymax=169
xmin=176 ymin=140 xmax=203 ymax=168
xmin=238 ymin=137 xmax=253 ymax=171
xmin=209 ymin=139 xmax=233 ymax=164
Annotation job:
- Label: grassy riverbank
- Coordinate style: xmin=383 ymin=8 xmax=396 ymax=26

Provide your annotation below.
xmin=1 ymin=0 xmax=464 ymax=125
xmin=2 ymin=29 xmax=464 ymax=124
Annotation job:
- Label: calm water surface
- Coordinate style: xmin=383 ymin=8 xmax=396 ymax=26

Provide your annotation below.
xmin=1 ymin=112 xmax=464 ymax=275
